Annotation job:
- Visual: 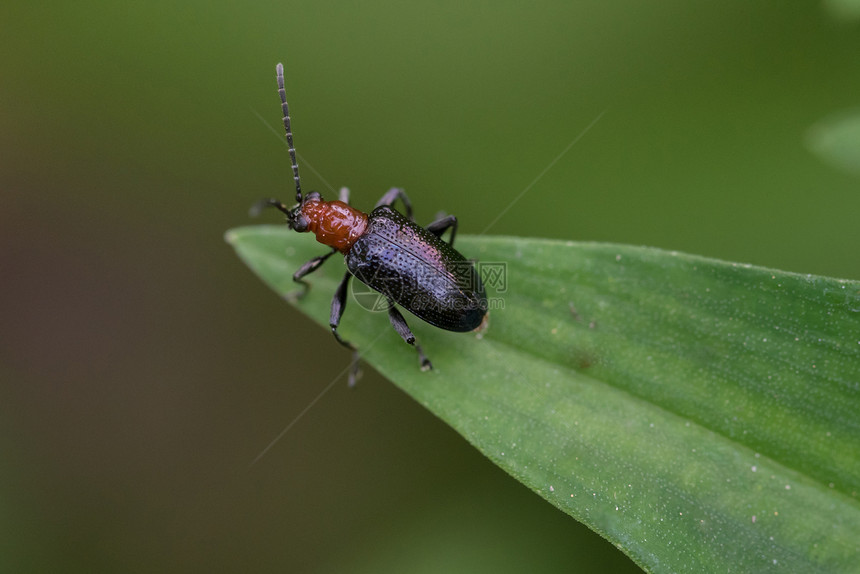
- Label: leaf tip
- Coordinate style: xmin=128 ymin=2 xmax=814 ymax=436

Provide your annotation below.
xmin=224 ymin=228 xmax=241 ymax=245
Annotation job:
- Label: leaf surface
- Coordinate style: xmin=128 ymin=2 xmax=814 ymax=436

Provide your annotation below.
xmin=227 ymin=226 xmax=860 ymax=573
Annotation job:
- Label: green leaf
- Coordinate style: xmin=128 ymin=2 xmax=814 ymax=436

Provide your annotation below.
xmin=226 ymin=226 xmax=860 ymax=573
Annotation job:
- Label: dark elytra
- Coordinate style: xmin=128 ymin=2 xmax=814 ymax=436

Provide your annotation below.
xmin=347 ymin=206 xmax=486 ymax=332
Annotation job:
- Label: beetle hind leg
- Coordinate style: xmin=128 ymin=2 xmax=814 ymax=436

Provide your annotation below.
xmin=330 ymin=271 xmax=362 ymax=386
xmin=386 ymin=300 xmax=433 ymax=372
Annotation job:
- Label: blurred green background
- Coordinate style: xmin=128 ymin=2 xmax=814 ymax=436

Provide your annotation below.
xmin=2 ymin=1 xmax=859 ymax=572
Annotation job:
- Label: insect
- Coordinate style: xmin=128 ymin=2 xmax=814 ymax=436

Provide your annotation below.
xmin=254 ymin=63 xmax=487 ymax=385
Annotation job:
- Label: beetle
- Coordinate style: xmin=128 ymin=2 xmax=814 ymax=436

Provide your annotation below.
xmin=254 ymin=63 xmax=487 ymax=385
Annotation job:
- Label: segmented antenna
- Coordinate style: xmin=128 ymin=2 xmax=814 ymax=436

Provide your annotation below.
xmin=276 ymin=63 xmax=302 ymax=204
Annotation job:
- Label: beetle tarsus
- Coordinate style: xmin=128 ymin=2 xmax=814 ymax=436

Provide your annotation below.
xmin=346 ymin=351 xmax=362 ymax=387
xmin=386 ymin=301 xmax=433 ymax=371
xmin=416 ymin=345 xmax=433 ymax=372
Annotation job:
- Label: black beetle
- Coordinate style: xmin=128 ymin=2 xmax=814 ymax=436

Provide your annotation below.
xmin=254 ymin=63 xmax=487 ymax=385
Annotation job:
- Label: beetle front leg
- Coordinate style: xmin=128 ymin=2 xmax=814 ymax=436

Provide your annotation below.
xmin=338 ymin=186 xmax=350 ymax=204
xmin=386 ymin=300 xmax=432 ymax=372
xmin=285 ymin=248 xmax=338 ymax=301
xmin=330 ymin=271 xmax=361 ymax=386
xmin=425 ymin=214 xmax=458 ymax=247
xmin=374 ymin=187 xmax=414 ymax=221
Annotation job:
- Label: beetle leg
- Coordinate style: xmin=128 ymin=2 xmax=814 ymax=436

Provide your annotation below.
xmin=330 ymin=271 xmax=362 ymax=386
xmin=249 ymin=197 xmax=291 ymax=218
xmin=386 ymin=300 xmax=433 ymax=372
xmin=425 ymin=214 xmax=458 ymax=247
xmin=338 ymin=186 xmax=350 ymax=204
xmin=285 ymin=248 xmax=338 ymax=301
xmin=374 ymin=187 xmax=414 ymax=221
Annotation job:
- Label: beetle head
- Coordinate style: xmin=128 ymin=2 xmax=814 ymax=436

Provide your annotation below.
xmin=249 ymin=191 xmax=325 ymax=233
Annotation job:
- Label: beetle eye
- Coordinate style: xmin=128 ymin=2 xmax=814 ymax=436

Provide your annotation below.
xmin=305 ymin=191 xmax=322 ymax=202
xmin=291 ymin=213 xmax=309 ymax=232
